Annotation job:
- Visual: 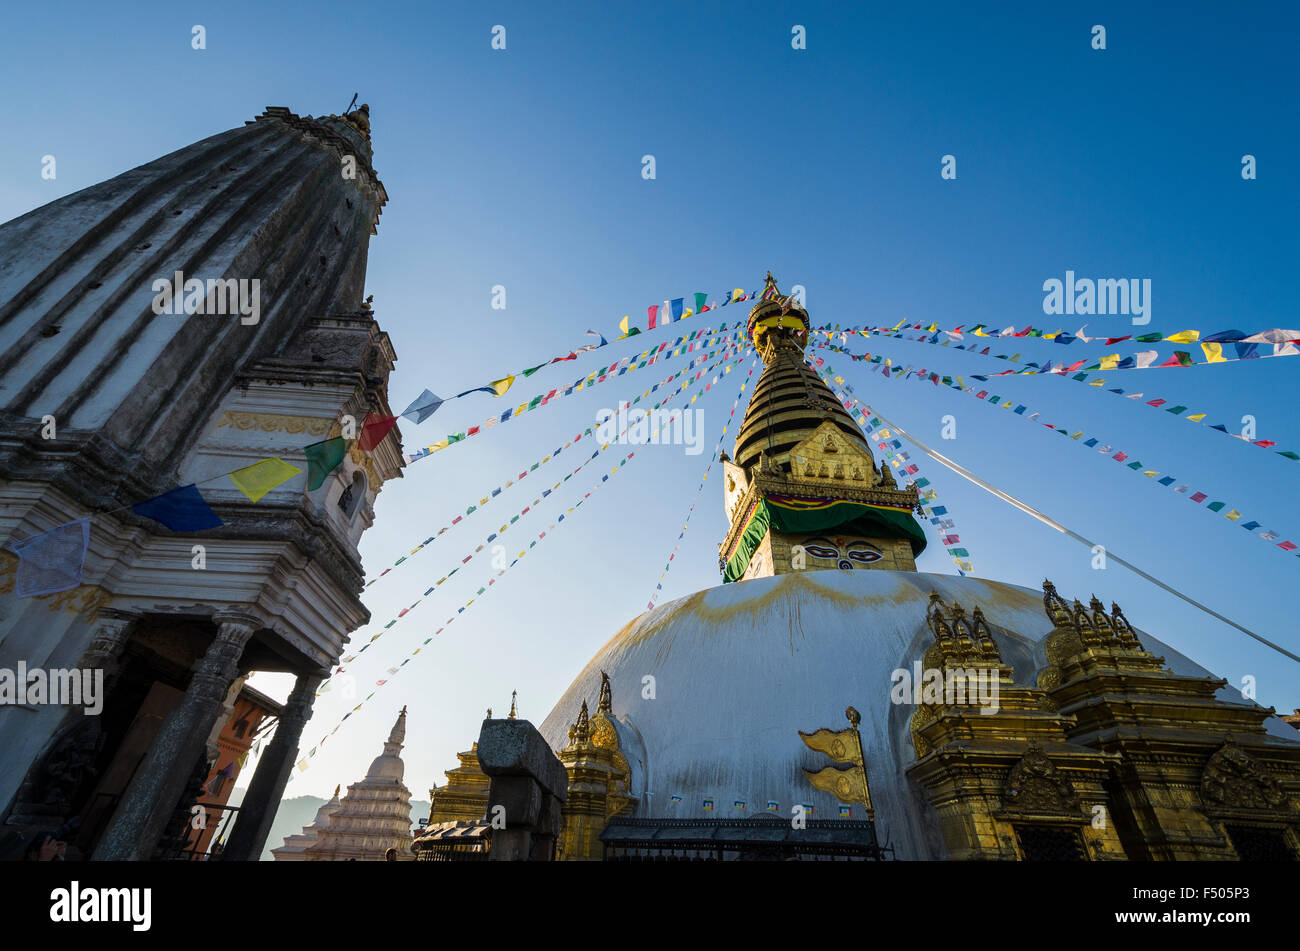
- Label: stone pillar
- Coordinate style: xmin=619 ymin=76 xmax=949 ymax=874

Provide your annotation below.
xmin=91 ymin=613 xmax=259 ymax=861
xmin=77 ymin=608 xmax=141 ymax=694
xmin=220 ymin=670 xmax=323 ymax=862
xmin=476 ymin=718 xmax=569 ymax=861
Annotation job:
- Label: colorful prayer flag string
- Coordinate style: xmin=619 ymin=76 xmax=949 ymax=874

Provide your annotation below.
xmin=399 ymin=286 xmax=763 ymax=426
xmin=332 ymin=344 xmax=751 ymax=668
xmin=406 ymin=326 xmax=746 ymax=462
xmin=812 ymin=330 xmax=1299 ymax=463
xmin=298 ymin=357 xmax=747 ymax=765
xmin=366 ymin=338 xmax=747 ymax=591
xmin=812 ymin=366 xmax=976 ymax=574
xmin=646 ymin=355 xmax=760 ymax=609
xmin=812 ymin=350 xmax=1300 ymax=561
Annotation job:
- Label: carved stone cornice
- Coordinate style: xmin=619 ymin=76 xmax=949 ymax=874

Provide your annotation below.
xmin=213 ymin=412 xmax=334 ymax=437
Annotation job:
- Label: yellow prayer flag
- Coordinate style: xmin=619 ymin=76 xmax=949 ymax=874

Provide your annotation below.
xmin=514 ymin=402 xmax=527 ymax=416
xmin=1186 ymin=413 xmax=1207 ymax=422
xmin=1224 ymin=509 xmax=1242 ymax=521
xmin=1043 ymin=330 xmax=1061 ymax=339
xmin=1098 ymin=353 xmax=1121 ymax=370
xmin=1142 ymin=470 xmax=1159 ymax=478
xmin=228 ymin=457 xmax=303 ymax=502
xmin=1165 ymin=330 xmax=1199 ymax=343
xmin=1201 ymin=343 xmax=1227 ymax=363
xmin=618 ymin=315 xmax=631 ymax=336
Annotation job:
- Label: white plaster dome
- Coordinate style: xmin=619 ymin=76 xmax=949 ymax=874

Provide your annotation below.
xmin=365 ymin=752 xmax=405 ymax=783
xmin=539 ymin=569 xmax=1273 ymax=859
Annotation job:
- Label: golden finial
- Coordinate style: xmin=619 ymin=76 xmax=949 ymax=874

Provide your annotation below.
xmin=399 ymin=705 xmax=407 ymax=717
xmin=597 ymin=671 xmax=613 ymax=715
xmin=573 ymin=699 xmax=591 ymax=744
xmin=333 ymin=784 xmax=340 ymax=798
xmin=486 ymin=707 xmax=492 ymax=719
xmin=845 ymin=706 xmax=861 ymax=728
xmin=508 ymin=690 xmax=517 ymax=719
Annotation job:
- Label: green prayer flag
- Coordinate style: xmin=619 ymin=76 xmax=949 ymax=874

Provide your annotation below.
xmin=304 ymin=437 xmax=347 ymax=490
xmin=1206 ymin=501 xmax=1226 ymax=512
xmin=1136 ymin=332 xmax=1163 ymax=343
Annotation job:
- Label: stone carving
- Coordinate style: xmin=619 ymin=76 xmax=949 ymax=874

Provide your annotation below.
xmin=1003 ymin=747 xmax=1078 ymax=815
xmin=1200 ymin=743 xmax=1287 ymax=812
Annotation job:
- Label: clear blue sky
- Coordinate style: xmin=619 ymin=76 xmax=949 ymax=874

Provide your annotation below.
xmin=3 ymin=1 xmax=1298 ymax=805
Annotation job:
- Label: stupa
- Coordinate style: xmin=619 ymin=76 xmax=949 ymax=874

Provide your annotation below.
xmin=298 ymin=708 xmax=415 ymax=861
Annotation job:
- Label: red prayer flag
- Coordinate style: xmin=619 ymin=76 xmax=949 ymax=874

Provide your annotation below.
xmin=358 ymin=414 xmax=398 ymax=451
xmin=648 ymin=305 xmax=659 ymax=329
xmin=1105 ymin=336 xmax=1132 ymax=346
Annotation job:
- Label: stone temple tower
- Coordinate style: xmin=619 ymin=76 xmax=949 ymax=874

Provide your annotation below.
xmin=718 ymin=273 xmax=927 ymax=581
xmin=0 ymin=103 xmax=401 ymax=861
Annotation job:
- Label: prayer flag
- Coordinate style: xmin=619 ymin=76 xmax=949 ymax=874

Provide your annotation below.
xmin=304 ymin=437 xmax=346 ymax=490
xmin=1243 ymin=328 xmax=1300 ymax=344
xmin=1202 ymin=329 xmax=1247 ymax=343
xmin=229 ymin=458 xmax=303 ymax=502
xmin=12 ymin=518 xmax=90 ymax=597
xmin=133 ymin=484 xmax=224 ymax=530
xmin=399 ymin=388 xmax=443 ymax=423
xmin=358 ymin=414 xmax=399 ymax=451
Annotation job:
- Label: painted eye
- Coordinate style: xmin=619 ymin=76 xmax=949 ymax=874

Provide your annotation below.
xmin=804 ymin=545 xmax=839 ymax=559
xmin=847 ymin=548 xmax=882 ymax=563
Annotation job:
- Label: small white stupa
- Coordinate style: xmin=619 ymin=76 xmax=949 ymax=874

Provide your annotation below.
xmin=297 ymin=708 xmax=416 ymax=861
xmin=271 ymin=785 xmax=342 ymax=861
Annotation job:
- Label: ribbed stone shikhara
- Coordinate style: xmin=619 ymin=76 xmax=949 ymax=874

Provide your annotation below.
xmin=269 ymin=785 xmax=342 ymax=861
xmin=298 ymin=708 xmax=415 ymax=861
xmin=0 ymin=103 xmax=404 ymax=862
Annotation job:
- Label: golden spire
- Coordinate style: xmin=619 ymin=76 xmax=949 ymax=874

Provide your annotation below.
xmin=508 ymin=690 xmax=517 ymax=719
xmin=597 ymin=671 xmax=612 ymax=715
xmin=333 ymin=784 xmax=340 ymax=799
xmin=574 ymin=699 xmax=590 ymax=743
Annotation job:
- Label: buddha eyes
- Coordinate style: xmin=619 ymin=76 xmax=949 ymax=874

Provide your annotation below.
xmin=847 ymin=549 xmax=882 ymax=563
xmin=804 ymin=545 xmax=839 ymax=559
